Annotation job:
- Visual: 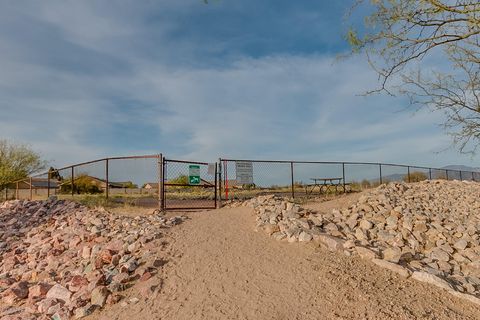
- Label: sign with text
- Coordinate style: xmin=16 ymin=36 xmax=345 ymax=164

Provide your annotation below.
xmin=235 ymin=161 xmax=253 ymax=184
xmin=189 ymin=165 xmax=201 ymax=185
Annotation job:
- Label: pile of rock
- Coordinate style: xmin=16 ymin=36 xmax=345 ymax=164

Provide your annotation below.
xmin=0 ymin=198 xmax=184 ymax=319
xmin=245 ymin=180 xmax=480 ymax=305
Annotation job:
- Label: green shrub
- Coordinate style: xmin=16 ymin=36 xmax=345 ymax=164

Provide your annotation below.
xmin=60 ymin=174 xmax=103 ymax=194
xmin=169 ymin=175 xmax=189 ymax=185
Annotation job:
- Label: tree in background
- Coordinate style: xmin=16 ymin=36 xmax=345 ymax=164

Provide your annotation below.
xmin=348 ymin=1 xmax=480 ymax=153
xmin=0 ymin=139 xmax=45 ymax=188
xmin=60 ymin=174 xmax=103 ymax=194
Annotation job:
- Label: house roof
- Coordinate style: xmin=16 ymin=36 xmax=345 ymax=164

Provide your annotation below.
xmin=6 ymin=178 xmax=59 ymax=189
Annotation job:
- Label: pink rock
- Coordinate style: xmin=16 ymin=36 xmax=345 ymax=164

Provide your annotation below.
xmin=68 ymin=276 xmax=89 ymax=292
xmin=111 ymin=254 xmax=120 ymax=266
xmin=29 ymin=283 xmax=52 ymax=298
xmin=2 ymin=256 xmax=20 ymax=270
xmin=139 ymin=272 xmax=152 ymax=282
xmin=69 ymin=237 xmax=82 ymax=249
xmin=112 ymin=272 xmax=130 ymax=284
xmin=37 ymin=298 xmax=57 ymax=313
xmin=106 ymin=293 xmax=122 ymax=305
xmin=4 ymin=281 xmax=30 ymax=303
xmin=81 ymin=246 xmax=91 ymax=260
xmin=106 ymin=240 xmax=123 ymax=252
xmin=0 ymin=277 xmax=16 ymax=288
xmin=90 ymin=286 xmax=110 ymax=307
xmin=99 ymin=249 xmax=114 ymax=264
xmin=46 ymin=284 xmax=71 ymax=304
xmin=46 ymin=302 xmax=62 ymax=315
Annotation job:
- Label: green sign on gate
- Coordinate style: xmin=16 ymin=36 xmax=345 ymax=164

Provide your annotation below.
xmin=189 ymin=165 xmax=201 ymax=185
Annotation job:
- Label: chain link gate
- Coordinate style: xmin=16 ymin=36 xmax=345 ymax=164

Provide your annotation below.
xmin=162 ymin=159 xmax=217 ymax=210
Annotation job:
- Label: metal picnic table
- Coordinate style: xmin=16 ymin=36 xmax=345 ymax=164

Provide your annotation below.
xmin=305 ymin=177 xmax=345 ymax=195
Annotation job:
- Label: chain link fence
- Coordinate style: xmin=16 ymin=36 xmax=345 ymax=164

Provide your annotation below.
xmin=219 ymin=159 xmax=480 ymax=202
xmin=2 ymin=155 xmax=479 ymax=210
xmin=162 ymin=159 xmax=217 ymax=210
xmin=2 ymin=155 xmax=162 ymax=208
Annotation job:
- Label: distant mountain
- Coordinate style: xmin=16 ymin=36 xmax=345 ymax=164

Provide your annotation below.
xmin=370 ymin=165 xmax=480 ymax=183
xmin=441 ymin=165 xmax=480 ymax=172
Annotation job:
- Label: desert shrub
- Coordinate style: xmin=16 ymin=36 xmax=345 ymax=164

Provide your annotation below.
xmin=169 ymin=175 xmax=189 ymax=185
xmin=121 ymin=181 xmax=138 ymax=188
xmin=293 ymin=181 xmax=304 ymax=188
xmin=361 ymin=179 xmax=371 ymax=189
xmin=404 ymin=171 xmax=428 ymax=183
xmin=242 ymin=183 xmax=256 ymax=190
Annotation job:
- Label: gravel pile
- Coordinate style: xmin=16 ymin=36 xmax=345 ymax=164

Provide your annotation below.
xmin=240 ymin=180 xmax=480 ymax=305
xmin=0 ymin=198 xmax=184 ymax=319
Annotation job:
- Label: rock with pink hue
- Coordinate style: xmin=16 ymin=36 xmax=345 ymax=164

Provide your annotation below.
xmin=46 ymin=284 xmax=71 ymax=304
xmin=68 ymin=276 xmax=89 ymax=292
xmin=0 ymin=199 xmax=184 ymax=314
xmin=37 ymin=298 xmax=57 ymax=313
xmin=90 ymin=286 xmax=110 ymax=307
xmin=28 ymin=282 xmax=52 ymax=298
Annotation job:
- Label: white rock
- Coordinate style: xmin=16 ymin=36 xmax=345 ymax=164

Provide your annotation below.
xmin=372 ymin=259 xmax=410 ymax=278
xmin=411 ymin=271 xmax=453 ymax=291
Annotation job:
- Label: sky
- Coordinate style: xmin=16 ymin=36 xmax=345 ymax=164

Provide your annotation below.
xmin=0 ymin=0 xmax=478 ymax=170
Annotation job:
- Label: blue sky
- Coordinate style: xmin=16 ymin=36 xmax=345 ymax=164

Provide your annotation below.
xmin=0 ymin=0 xmax=478 ymax=169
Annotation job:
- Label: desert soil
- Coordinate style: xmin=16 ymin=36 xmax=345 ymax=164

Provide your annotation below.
xmin=89 ymin=198 xmax=480 ymax=320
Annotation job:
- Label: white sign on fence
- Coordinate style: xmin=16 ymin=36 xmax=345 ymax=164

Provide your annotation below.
xmin=235 ymin=161 xmax=253 ymax=184
xmin=207 ymin=163 xmax=216 ymax=176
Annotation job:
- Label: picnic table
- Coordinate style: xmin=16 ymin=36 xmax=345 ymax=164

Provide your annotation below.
xmin=305 ymin=177 xmax=347 ymax=195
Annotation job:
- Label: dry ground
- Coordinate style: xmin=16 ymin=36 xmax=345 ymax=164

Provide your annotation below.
xmin=88 ymin=197 xmax=480 ymax=320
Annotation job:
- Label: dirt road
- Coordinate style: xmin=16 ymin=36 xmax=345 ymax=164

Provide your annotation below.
xmin=90 ymin=205 xmax=480 ymax=320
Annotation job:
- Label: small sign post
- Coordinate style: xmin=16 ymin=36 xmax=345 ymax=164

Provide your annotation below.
xmin=189 ymin=165 xmax=201 ymax=185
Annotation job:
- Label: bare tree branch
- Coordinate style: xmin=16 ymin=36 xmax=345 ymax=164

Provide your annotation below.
xmin=348 ymin=0 xmax=480 ymax=154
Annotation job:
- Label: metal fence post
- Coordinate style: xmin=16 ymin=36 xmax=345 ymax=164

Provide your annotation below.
xmin=214 ymin=163 xmax=218 ymax=208
xmin=71 ymin=166 xmax=75 ymax=197
xmin=218 ymin=158 xmax=222 ymax=207
xmin=29 ymin=177 xmax=33 ymax=200
xmin=342 ymin=163 xmax=346 ymax=191
xmin=15 ymin=181 xmax=18 ymax=200
xmin=162 ymin=157 xmax=166 ymax=211
xmin=158 ymin=154 xmax=163 ymax=211
xmin=407 ymin=166 xmax=411 ymax=183
xmin=459 ymin=171 xmax=463 ymax=181
xmin=379 ymin=164 xmax=383 ymax=185
xmin=445 ymin=170 xmax=449 ymax=180
xmin=105 ymin=159 xmax=109 ymax=200
xmin=290 ymin=162 xmax=295 ymax=199
xmin=429 ymin=168 xmax=432 ymax=180
xmin=224 ymin=160 xmax=229 ymax=201
xmin=47 ymin=170 xmax=51 ymax=198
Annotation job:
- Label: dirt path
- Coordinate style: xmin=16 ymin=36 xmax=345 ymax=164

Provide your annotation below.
xmin=91 ymin=206 xmax=480 ymax=320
